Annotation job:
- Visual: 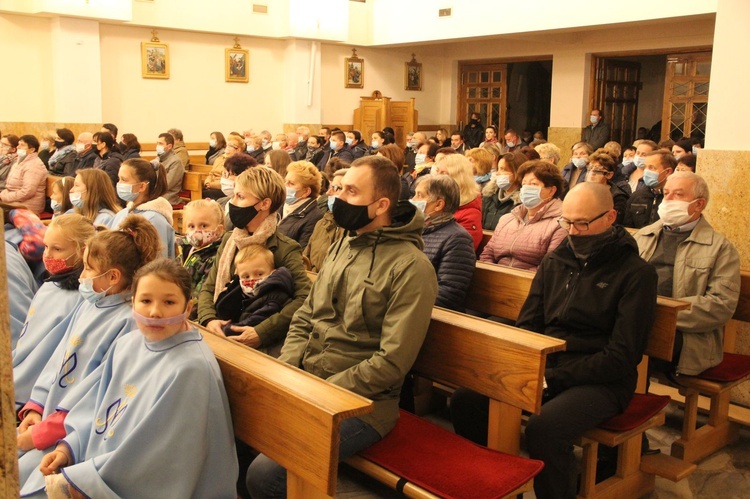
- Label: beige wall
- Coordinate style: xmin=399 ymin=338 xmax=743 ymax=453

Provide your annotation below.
xmin=0 ymin=13 xmax=53 ymax=122
xmin=319 ymin=44 xmax=448 ymax=127
xmin=99 ymin=24 xmax=288 ymax=143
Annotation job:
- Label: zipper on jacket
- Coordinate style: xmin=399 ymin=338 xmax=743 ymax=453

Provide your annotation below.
xmin=562 ymin=261 xmax=587 ymax=316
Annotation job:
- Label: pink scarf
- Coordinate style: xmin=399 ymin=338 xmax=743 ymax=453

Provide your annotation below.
xmin=213 ymin=215 xmax=278 ymax=302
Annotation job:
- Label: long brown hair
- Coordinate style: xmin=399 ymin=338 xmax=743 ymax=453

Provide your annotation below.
xmin=53 ymin=176 xmax=75 ymax=213
xmin=75 ymin=169 xmax=121 ymax=223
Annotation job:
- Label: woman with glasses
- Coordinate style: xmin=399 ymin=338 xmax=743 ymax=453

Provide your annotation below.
xmin=585 ymin=149 xmax=631 ymax=225
xmin=479 ymin=160 xmax=567 ymax=270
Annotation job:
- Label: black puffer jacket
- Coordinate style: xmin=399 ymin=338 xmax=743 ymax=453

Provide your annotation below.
xmin=422 ymin=218 xmax=476 ymax=312
xmin=216 ymin=267 xmax=295 ymax=335
xmin=623 ymin=184 xmax=662 ymax=229
xmin=516 ymin=226 xmax=658 ymax=410
xmin=278 ymin=197 xmax=324 ymax=250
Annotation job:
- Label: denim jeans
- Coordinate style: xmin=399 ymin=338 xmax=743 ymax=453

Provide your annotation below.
xmin=245 ymin=417 xmax=381 ymax=499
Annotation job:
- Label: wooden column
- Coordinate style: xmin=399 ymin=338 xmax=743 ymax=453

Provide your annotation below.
xmin=0 ymin=224 xmax=20 ymax=495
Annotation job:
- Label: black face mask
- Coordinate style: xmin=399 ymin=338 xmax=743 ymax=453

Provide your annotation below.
xmin=567 ymin=228 xmax=615 ymax=261
xmin=54 ymin=140 xmax=65 ymax=149
xmin=228 ymin=201 xmax=259 ymax=229
xmin=332 ymin=197 xmax=375 ymax=232
xmin=119 ymin=141 xmax=127 ymax=151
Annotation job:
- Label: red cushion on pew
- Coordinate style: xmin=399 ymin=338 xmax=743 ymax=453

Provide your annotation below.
xmin=598 ymin=394 xmax=671 ymax=432
xmin=171 ymin=203 xmax=185 ymax=210
xmin=38 ymin=211 xmax=53 ymax=220
xmin=178 ymin=189 xmax=191 ymax=198
xmin=698 ymin=353 xmax=750 ymax=382
xmin=358 ymin=409 xmax=544 ymax=499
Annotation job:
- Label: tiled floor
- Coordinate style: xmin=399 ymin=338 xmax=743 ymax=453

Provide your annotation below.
xmin=335 ymin=404 xmax=750 ymax=498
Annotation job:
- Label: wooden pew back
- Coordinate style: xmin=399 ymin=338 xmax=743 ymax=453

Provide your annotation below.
xmin=200 ymin=329 xmax=373 ymax=497
xmin=467 ymin=262 xmax=690 ymax=362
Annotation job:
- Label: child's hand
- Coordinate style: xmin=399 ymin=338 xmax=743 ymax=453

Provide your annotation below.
xmin=17 ymin=428 xmax=35 ymax=451
xmin=228 ymin=326 xmax=261 ymax=348
xmin=206 ymin=319 xmax=229 ymax=337
xmin=40 ymin=447 xmax=70 ymax=475
xmin=18 ymin=410 xmax=42 ymax=434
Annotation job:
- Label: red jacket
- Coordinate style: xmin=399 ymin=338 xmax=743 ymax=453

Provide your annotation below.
xmin=454 ymin=195 xmax=483 ymax=250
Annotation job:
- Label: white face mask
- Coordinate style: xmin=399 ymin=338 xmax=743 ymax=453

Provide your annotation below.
xmin=209 ymin=139 xmax=217 ymax=148
xmin=75 ymin=143 xmax=86 ymax=153
xmin=572 ymin=157 xmax=588 ymax=169
xmin=622 ymin=157 xmax=634 ymax=166
xmin=17 ymin=149 xmax=27 ymax=159
xmin=272 ymin=141 xmax=281 ymax=150
xmin=658 ymin=199 xmax=698 ymax=228
xmin=156 ymin=144 xmax=166 ymax=156
xmin=220 ymin=178 xmax=235 ymax=197
xmin=415 ymin=153 xmax=427 ymax=165
xmin=590 ymin=115 xmax=598 ymax=125
xmin=40 ymin=141 xmax=50 ymax=151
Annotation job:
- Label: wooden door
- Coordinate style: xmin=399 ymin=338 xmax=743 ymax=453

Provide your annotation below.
xmin=458 ymin=63 xmax=508 ymax=133
xmin=661 ymin=52 xmax=711 ymax=142
xmin=592 ymin=58 xmax=641 ymax=148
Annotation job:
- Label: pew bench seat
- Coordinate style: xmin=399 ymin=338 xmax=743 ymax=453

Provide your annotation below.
xmin=350 ymin=409 xmax=544 ymax=499
xmin=578 ymin=393 xmax=696 ymax=497
xmin=667 ymin=352 xmax=750 ymax=463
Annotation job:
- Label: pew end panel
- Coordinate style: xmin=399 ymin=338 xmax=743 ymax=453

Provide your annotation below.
xmin=466 ymin=262 xmax=534 ymax=321
xmin=200 ymin=329 xmax=373 ymax=497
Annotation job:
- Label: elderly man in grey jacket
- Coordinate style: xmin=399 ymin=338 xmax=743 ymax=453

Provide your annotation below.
xmin=634 ymin=171 xmax=741 ymax=376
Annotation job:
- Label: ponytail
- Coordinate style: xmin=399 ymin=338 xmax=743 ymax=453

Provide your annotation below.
xmin=122 ymin=158 xmax=168 ymax=203
xmin=85 ymin=214 xmax=162 ymax=288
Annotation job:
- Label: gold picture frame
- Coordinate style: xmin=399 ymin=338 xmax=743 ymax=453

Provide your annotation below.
xmin=405 ymin=54 xmax=422 ymax=91
xmin=226 ymin=48 xmax=249 ymax=83
xmin=345 ymin=48 xmax=364 ymax=89
xmin=141 ymin=32 xmax=169 ymax=79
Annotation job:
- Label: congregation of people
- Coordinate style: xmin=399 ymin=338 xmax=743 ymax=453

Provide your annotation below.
xmin=2 ymin=108 xmax=742 ymax=499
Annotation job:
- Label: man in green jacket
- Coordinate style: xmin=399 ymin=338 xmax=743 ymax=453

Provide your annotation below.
xmin=246 ymin=155 xmax=438 ymax=499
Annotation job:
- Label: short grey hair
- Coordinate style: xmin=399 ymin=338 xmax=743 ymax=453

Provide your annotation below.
xmin=415 ymin=175 xmax=461 ymax=214
xmin=535 ymin=142 xmax=561 ymax=164
xmin=669 ymin=171 xmax=710 ymax=204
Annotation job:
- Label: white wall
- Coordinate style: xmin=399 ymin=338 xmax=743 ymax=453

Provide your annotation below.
xmin=0 ymin=12 xmax=53 ymax=122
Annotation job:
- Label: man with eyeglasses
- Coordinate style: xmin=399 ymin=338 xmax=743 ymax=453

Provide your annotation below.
xmin=517 ymin=182 xmax=657 ymax=498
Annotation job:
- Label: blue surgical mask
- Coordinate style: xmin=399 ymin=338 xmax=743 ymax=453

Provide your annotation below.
xmin=50 ymin=200 xmax=62 ymax=212
xmin=622 ymin=157 xmax=634 ymax=166
xmin=78 ymin=270 xmax=112 ymax=304
xmin=410 ymin=199 xmax=427 ymax=213
xmin=520 ymin=185 xmax=544 ymax=209
xmin=642 ymin=169 xmax=661 ymax=187
xmin=327 ymin=196 xmax=335 ymax=212
xmin=69 ymin=191 xmax=84 ymax=209
xmin=345 ymin=138 xmax=353 ymax=145
xmin=285 ymin=187 xmax=298 ymax=205
xmin=474 ymin=173 xmax=491 ymax=184
xmin=330 ymin=141 xmax=340 ymax=152
xmin=572 ymin=157 xmax=587 ymax=169
xmin=496 ymin=174 xmax=511 ymax=190
xmin=117 ymin=182 xmax=140 ymax=202
xmin=633 ymin=155 xmax=646 ymax=169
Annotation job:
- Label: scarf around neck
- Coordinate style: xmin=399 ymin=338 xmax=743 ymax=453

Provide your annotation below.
xmin=213 ymin=214 xmax=278 ymax=302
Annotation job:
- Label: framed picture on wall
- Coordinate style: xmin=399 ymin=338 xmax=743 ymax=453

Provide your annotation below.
xmin=141 ymin=41 xmax=170 ymax=79
xmin=345 ymin=48 xmax=364 ymax=88
xmin=405 ymin=54 xmax=422 ymax=91
xmin=226 ymin=48 xmax=249 ymax=83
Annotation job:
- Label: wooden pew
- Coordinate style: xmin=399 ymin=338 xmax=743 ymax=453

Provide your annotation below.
xmin=181 ymin=171 xmax=209 ymax=202
xmin=464 ymin=262 xmax=696 ymax=496
xmin=477 ymin=229 xmax=493 ymax=256
xmin=189 ymin=163 xmax=214 ymax=174
xmin=199 ymin=328 xmax=373 ymax=498
xmin=649 ymin=270 xmax=750 ymax=463
xmin=304 ymin=271 xmax=566 ymax=497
